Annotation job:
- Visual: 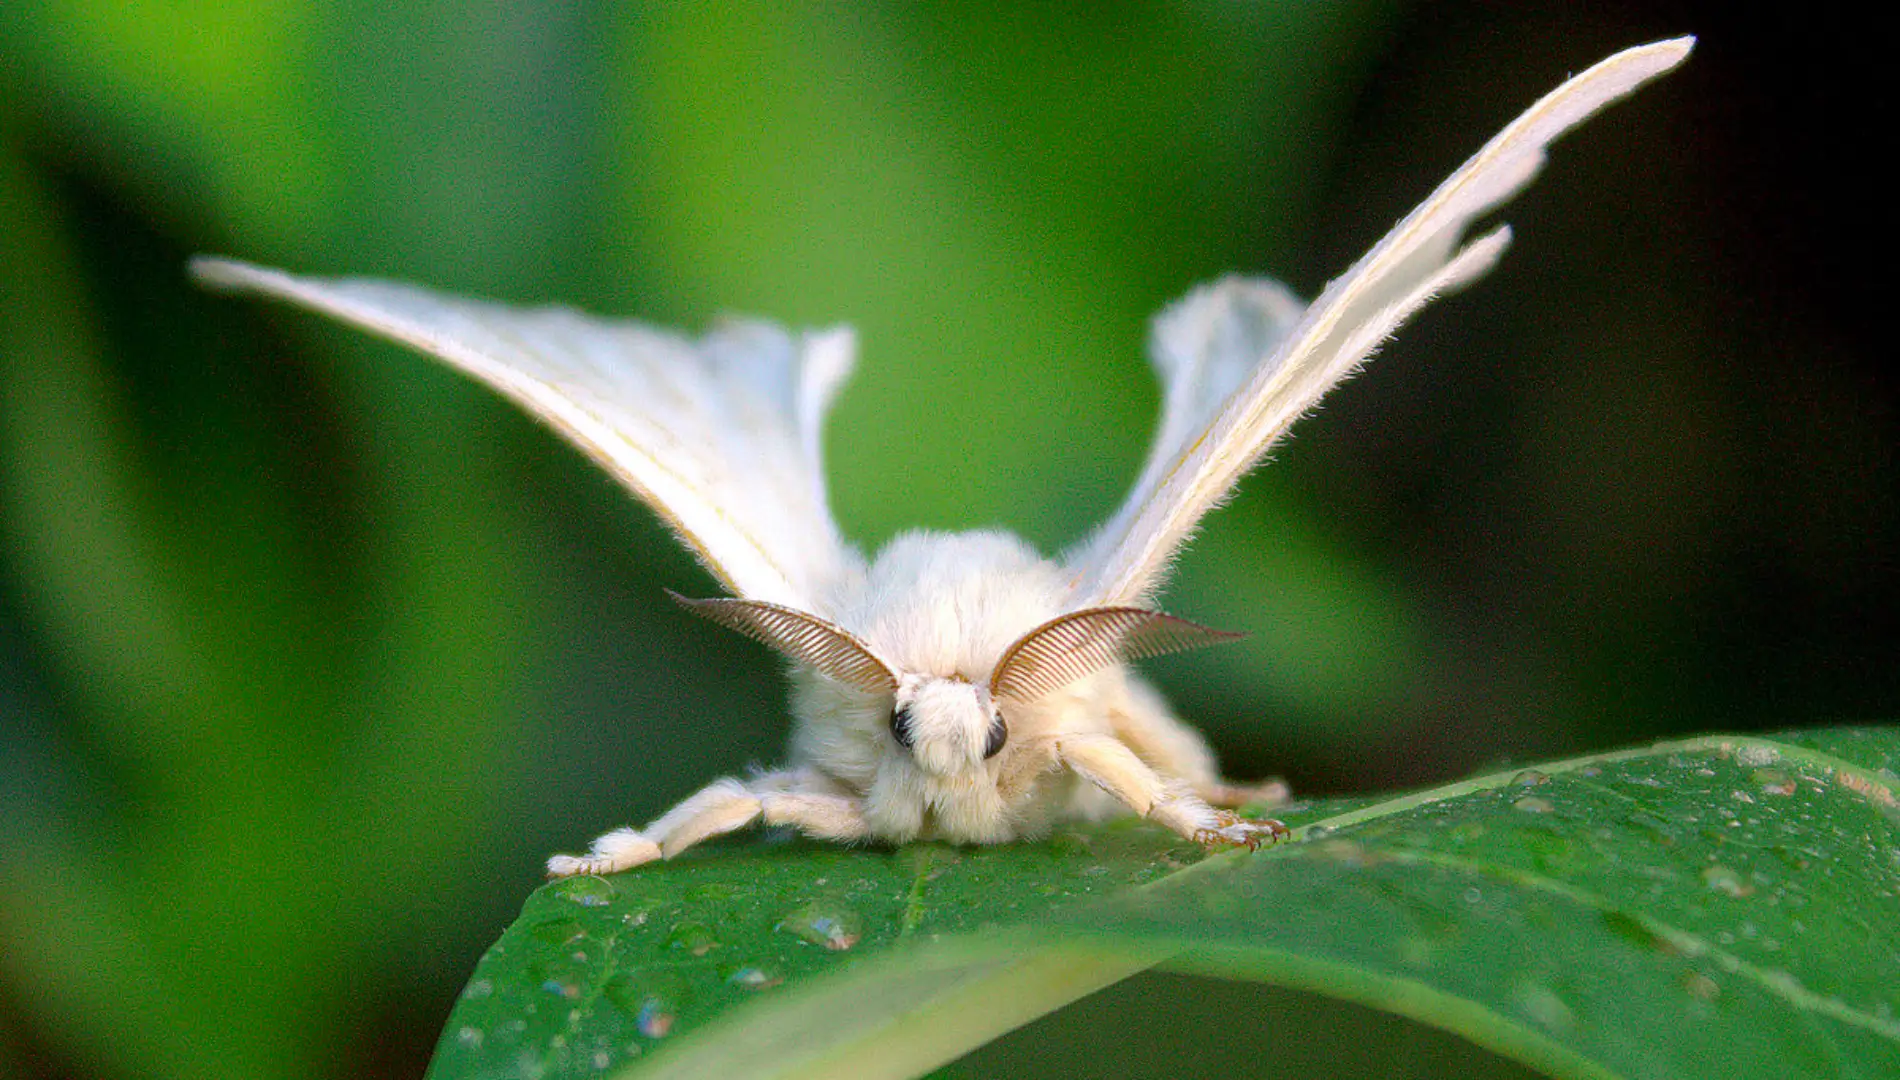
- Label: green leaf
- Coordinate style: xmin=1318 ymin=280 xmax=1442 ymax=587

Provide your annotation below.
xmin=434 ymin=728 xmax=1900 ymax=1080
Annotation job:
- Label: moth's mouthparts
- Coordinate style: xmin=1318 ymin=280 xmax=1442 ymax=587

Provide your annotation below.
xmin=910 ymin=735 xmax=977 ymax=777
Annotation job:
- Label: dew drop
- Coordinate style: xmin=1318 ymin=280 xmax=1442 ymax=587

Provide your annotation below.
xmin=727 ymin=965 xmax=784 ymax=991
xmin=456 ymin=1026 xmax=484 ymax=1049
xmin=1513 ymin=983 xmax=1575 ymax=1032
xmin=1317 ymin=838 xmax=1370 ymax=866
xmin=1462 ymin=886 xmax=1483 ymax=904
xmin=1754 ymin=769 xmax=1797 ymax=797
xmin=1446 ymin=822 xmax=1487 ymax=844
xmin=1513 ymin=796 xmax=1556 ymax=814
xmin=778 ymin=902 xmax=865 ymax=950
xmin=1682 ymin=971 xmax=1720 ymax=1001
xmin=550 ymin=875 xmax=616 ymax=908
xmin=1734 ymin=743 xmax=1780 ymax=767
xmin=462 ymin=978 xmax=494 ymax=1000
xmin=1700 ymin=863 xmax=1755 ymax=898
xmin=1302 ymin=824 xmax=1333 ymax=841
xmin=531 ymin=917 xmax=587 ymax=946
xmin=603 ymin=975 xmax=678 ymax=1039
xmin=637 ymin=1002 xmax=674 ymax=1039
xmin=666 ymin=921 xmax=720 ymax=956
xmin=1511 ymin=769 xmax=1550 ymax=787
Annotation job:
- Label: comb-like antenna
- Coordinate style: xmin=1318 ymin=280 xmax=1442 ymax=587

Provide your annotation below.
xmin=668 ymin=592 xmax=898 ymax=695
xmin=988 ymin=607 xmax=1242 ymax=704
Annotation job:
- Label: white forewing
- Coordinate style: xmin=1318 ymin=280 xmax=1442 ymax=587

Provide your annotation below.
xmin=1073 ymin=275 xmax=1304 ymax=597
xmin=1069 ymin=37 xmax=1694 ymax=606
xmin=192 ymin=258 xmax=859 ymax=608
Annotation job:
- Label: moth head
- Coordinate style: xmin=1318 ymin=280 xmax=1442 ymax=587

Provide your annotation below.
xmin=673 ymin=592 xmax=1238 ymax=784
xmin=673 ymin=591 xmax=999 ymax=778
xmin=867 ymin=607 xmax=1241 ymax=780
xmin=887 ymin=673 xmax=1004 ymax=776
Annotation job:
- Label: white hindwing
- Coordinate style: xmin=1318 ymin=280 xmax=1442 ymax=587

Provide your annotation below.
xmin=1070 ymin=37 xmax=1694 ymax=607
xmin=191 ymin=259 xmax=859 ymax=608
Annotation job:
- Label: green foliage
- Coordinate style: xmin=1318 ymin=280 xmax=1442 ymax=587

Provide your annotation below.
xmin=433 ymin=729 xmax=1900 ymax=1079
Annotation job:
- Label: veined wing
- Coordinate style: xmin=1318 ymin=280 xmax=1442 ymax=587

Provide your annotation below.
xmin=193 ymin=259 xmax=860 ymax=608
xmin=1069 ymin=37 xmax=1694 ymax=606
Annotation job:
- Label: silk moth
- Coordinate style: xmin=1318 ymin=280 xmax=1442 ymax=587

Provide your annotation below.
xmin=194 ymin=38 xmax=1693 ymax=874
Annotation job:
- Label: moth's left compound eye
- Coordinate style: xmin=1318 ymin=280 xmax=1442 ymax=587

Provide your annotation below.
xmin=890 ymin=703 xmax=915 ymax=749
xmin=983 ymin=713 xmax=1008 ymax=759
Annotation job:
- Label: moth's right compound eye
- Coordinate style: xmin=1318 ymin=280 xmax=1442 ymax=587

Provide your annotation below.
xmin=889 ymin=703 xmax=915 ymax=749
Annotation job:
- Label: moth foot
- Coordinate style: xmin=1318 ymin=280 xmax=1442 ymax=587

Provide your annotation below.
xmin=1192 ymin=813 xmax=1290 ymax=852
xmin=545 ymin=827 xmax=661 ymax=878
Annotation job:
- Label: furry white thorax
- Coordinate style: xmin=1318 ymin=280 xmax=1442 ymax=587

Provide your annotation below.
xmin=788 ymin=528 xmax=1096 ymax=842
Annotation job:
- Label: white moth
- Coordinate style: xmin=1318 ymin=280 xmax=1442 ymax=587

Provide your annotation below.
xmin=193 ymin=38 xmax=1692 ymax=876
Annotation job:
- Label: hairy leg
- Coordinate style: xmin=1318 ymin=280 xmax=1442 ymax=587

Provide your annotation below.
xmin=1057 ymin=733 xmax=1286 ymax=849
xmin=546 ymin=769 xmax=868 ymax=877
xmin=1196 ymin=778 xmax=1292 ymax=809
xmin=1109 ymin=676 xmax=1291 ymax=812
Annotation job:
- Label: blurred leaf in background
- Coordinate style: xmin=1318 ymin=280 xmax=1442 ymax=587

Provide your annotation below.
xmin=0 ymin=3 xmax=1892 ymax=1079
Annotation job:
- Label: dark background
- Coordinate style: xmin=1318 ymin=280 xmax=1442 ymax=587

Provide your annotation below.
xmin=1 ymin=3 xmax=1891 ymax=1077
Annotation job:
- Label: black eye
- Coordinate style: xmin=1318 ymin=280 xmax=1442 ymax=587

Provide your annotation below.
xmin=889 ymin=703 xmax=914 ymax=749
xmin=983 ymin=712 xmax=1008 ymax=759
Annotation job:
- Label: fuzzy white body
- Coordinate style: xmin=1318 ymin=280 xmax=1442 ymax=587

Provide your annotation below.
xmin=540 ymin=530 xmax=1278 ymax=876
xmin=188 ymin=38 xmax=1693 ymax=877
xmin=790 ymin=530 xmax=1220 ymax=845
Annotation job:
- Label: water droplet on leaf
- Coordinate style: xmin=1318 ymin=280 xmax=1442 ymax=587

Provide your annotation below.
xmin=666 ymin=921 xmax=720 ymax=956
xmin=1683 ymin=971 xmax=1721 ymax=1001
xmin=1700 ymin=863 xmax=1755 ymax=898
xmin=727 ymin=965 xmax=784 ymax=991
xmin=551 ymin=876 xmax=616 ymax=907
xmin=603 ymin=975 xmax=679 ymax=1039
xmin=1753 ymin=769 xmax=1797 ymax=796
xmin=1513 ymin=983 xmax=1575 ymax=1032
xmin=531 ymin=917 xmax=587 ymax=946
xmin=778 ymin=902 xmax=865 ymax=950
xmin=1511 ymin=770 xmax=1550 ymax=787
xmin=1513 ymin=796 xmax=1556 ymax=814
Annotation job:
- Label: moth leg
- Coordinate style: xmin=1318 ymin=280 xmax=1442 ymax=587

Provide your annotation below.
xmin=1058 ymin=733 xmax=1286 ymax=849
xmin=759 ymin=791 xmax=871 ymax=842
xmin=545 ymin=770 xmax=862 ymax=877
xmin=545 ymin=776 xmax=760 ymax=877
xmin=648 ymin=777 xmax=770 ymax=859
xmin=1111 ymin=676 xmax=1291 ymax=812
xmin=546 ymin=826 xmax=662 ymax=878
xmin=1197 ymin=778 xmax=1292 ymax=810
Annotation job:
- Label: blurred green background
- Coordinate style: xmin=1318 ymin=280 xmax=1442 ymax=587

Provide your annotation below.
xmin=1 ymin=3 xmax=1891 ymax=1078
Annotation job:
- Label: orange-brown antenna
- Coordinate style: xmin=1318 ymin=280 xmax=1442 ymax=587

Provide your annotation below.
xmin=669 ymin=592 xmax=897 ymax=695
xmin=988 ymin=607 xmax=1241 ymax=704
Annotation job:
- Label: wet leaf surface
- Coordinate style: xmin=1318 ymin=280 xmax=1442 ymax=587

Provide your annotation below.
xmin=430 ymin=728 xmax=1899 ymax=1079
